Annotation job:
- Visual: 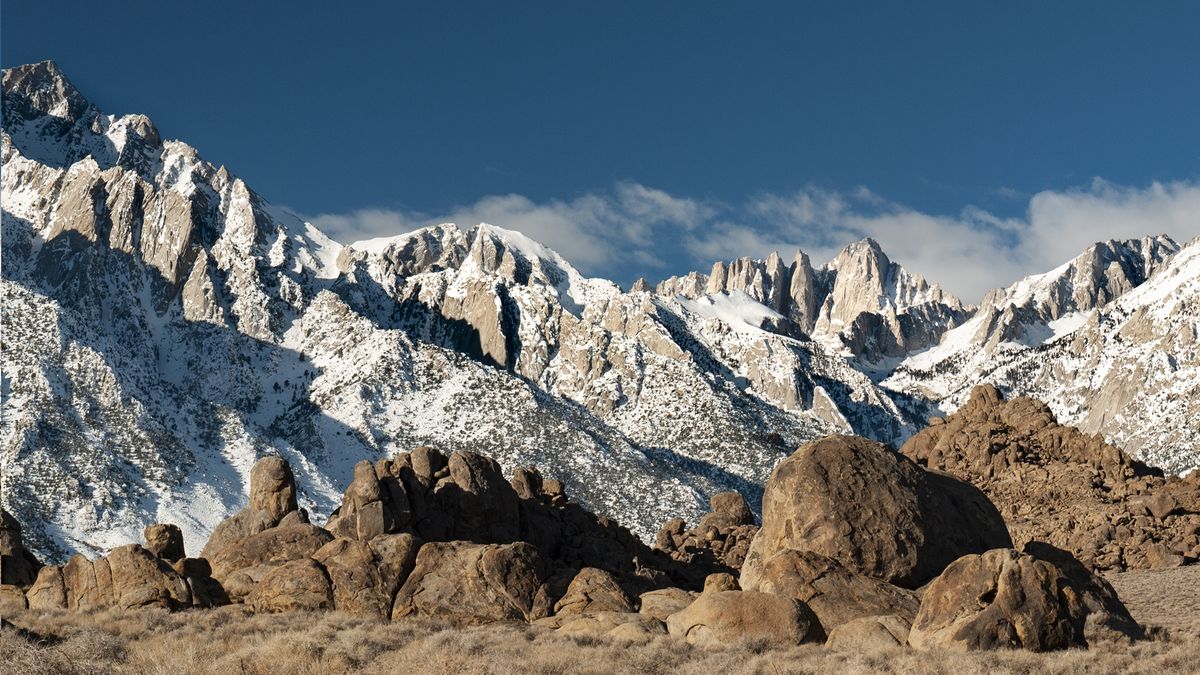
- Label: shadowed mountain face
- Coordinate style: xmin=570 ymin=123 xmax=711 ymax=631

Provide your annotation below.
xmin=4 ymin=61 xmax=1198 ymax=563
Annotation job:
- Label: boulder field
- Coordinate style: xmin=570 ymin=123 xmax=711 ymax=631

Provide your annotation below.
xmin=2 ymin=397 xmax=1183 ymax=652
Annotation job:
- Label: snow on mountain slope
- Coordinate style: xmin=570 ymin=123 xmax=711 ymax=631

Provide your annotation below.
xmin=885 ymin=234 xmax=1199 ymax=474
xmin=656 ymin=238 xmax=969 ymax=363
xmin=1 ymin=61 xmax=914 ymax=561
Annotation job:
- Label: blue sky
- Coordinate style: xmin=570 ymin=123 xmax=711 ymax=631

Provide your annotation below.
xmin=4 ymin=1 xmax=1199 ymax=300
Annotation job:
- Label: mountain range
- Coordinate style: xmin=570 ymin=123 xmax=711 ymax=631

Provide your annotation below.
xmin=3 ymin=60 xmax=1197 ymax=562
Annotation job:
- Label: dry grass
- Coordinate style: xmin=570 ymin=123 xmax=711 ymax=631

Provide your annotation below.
xmin=2 ymin=565 xmax=1198 ymax=675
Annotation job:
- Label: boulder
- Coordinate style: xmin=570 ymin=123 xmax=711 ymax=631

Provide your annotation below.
xmin=143 ymin=523 xmax=185 ymax=562
xmin=703 ymin=572 xmax=739 ymax=594
xmin=325 ymin=460 xmax=413 ymax=541
xmin=312 ymin=538 xmax=391 ymax=618
xmin=638 ymin=587 xmax=695 ymax=621
xmin=825 ymin=614 xmax=912 ymax=651
xmin=25 ymin=566 xmax=66 ymax=610
xmin=0 ymin=509 xmax=41 ymax=586
xmin=665 ymin=590 xmax=825 ymax=647
xmin=547 ymin=611 xmax=667 ymax=643
xmin=742 ymin=435 xmax=1011 ymax=589
xmin=63 ymin=545 xmax=191 ymax=611
xmin=0 ymin=584 xmax=26 ymax=615
xmin=367 ymin=533 xmax=422 ymax=600
xmin=742 ymin=549 xmax=919 ymax=631
xmin=553 ymin=567 xmax=634 ymax=616
xmin=435 ymin=451 xmax=521 ymax=543
xmin=201 ymin=456 xmax=302 ymax=558
xmin=247 ymin=558 xmax=333 ymax=613
xmin=392 ymin=541 xmax=549 ymax=624
xmin=908 ymin=547 xmax=1142 ymax=651
xmin=208 ymin=524 xmax=334 ymax=601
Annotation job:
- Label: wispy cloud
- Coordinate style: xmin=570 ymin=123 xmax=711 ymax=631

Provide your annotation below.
xmin=307 ymin=178 xmax=1200 ymax=303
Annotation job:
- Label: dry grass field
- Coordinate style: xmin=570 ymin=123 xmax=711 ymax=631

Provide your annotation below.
xmin=2 ymin=564 xmax=1197 ymax=675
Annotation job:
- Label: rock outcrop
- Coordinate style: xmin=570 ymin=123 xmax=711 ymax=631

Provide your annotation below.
xmin=908 ymin=545 xmax=1142 ymax=651
xmin=201 ymin=457 xmax=304 ymax=559
xmin=56 ymin=545 xmax=191 ymax=611
xmin=208 ymin=524 xmax=334 ymax=601
xmin=654 ymin=491 xmax=758 ymax=577
xmin=741 ymin=435 xmax=1012 ymax=589
xmin=901 ymin=385 xmax=1200 ymax=571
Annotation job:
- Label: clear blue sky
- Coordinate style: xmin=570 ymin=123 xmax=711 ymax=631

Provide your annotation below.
xmin=4 ymin=1 xmax=1199 ymax=297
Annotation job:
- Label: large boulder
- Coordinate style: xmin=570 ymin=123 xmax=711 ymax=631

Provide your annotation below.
xmin=312 ymin=538 xmax=391 ymax=618
xmin=25 ymin=566 xmax=66 ymax=609
xmin=742 ymin=435 xmax=1011 ymax=589
xmin=62 ymin=545 xmax=191 ymax=610
xmin=666 ymin=590 xmax=825 ymax=648
xmin=638 ymin=587 xmax=695 ymax=621
xmin=208 ymin=524 xmax=333 ymax=601
xmin=0 ymin=509 xmax=41 ymax=586
xmin=367 ymin=532 xmax=422 ymax=601
xmin=908 ymin=546 xmax=1143 ymax=651
xmin=825 ymin=614 xmax=912 ymax=651
xmin=201 ymin=456 xmax=303 ymax=558
xmin=246 ymin=558 xmax=333 ymax=613
xmin=553 ymin=567 xmax=635 ymax=616
xmin=392 ymin=541 xmax=549 ymax=624
xmin=143 ymin=523 xmax=185 ymax=562
xmin=742 ymin=549 xmax=919 ymax=631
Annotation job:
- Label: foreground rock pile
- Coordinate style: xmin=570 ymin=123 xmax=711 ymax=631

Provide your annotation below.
xmin=0 ymin=419 xmax=1175 ymax=653
xmin=902 ymin=384 xmax=1200 ymax=571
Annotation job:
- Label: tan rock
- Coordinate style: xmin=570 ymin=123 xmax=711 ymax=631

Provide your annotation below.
xmin=313 ymin=538 xmax=390 ymax=618
xmin=825 ymin=614 xmax=912 ymax=651
xmin=247 ymin=558 xmax=333 ymax=613
xmin=638 ymin=587 xmax=695 ymax=621
xmin=143 ymin=523 xmax=185 ymax=562
xmin=25 ymin=566 xmax=66 ymax=610
xmin=63 ymin=545 xmax=190 ymax=611
xmin=665 ymin=590 xmax=825 ymax=647
xmin=909 ymin=547 xmax=1142 ymax=651
xmin=703 ymin=572 xmax=739 ymax=594
xmin=0 ymin=584 xmax=27 ymax=615
xmin=208 ymin=524 xmax=334 ymax=601
xmin=742 ymin=549 xmax=919 ymax=631
xmin=392 ymin=541 xmax=548 ymax=624
xmin=201 ymin=456 xmax=302 ymax=558
xmin=742 ymin=435 xmax=1011 ymax=589
xmin=553 ymin=567 xmax=634 ymax=616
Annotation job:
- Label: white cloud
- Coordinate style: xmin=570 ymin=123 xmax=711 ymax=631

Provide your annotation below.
xmin=307 ymin=178 xmax=1200 ymax=303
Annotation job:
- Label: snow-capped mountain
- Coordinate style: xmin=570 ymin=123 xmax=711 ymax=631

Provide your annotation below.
xmin=1 ymin=61 xmax=913 ymax=561
xmin=4 ymin=60 xmax=1199 ymax=563
xmin=655 ymin=239 xmax=969 ymax=363
xmin=886 ymin=234 xmax=1200 ymax=475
